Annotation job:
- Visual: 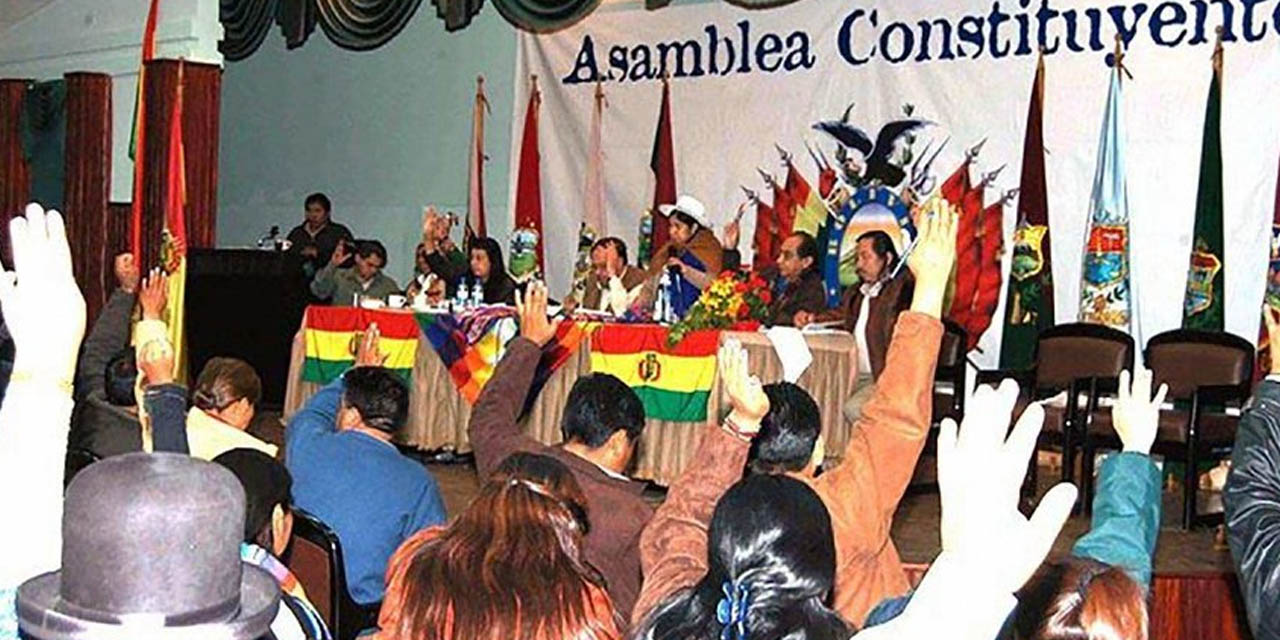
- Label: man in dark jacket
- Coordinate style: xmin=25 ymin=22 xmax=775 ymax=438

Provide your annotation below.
xmin=69 ymin=254 xmax=144 ymax=457
xmin=287 ymin=192 xmax=355 ymax=279
xmin=762 ymin=231 xmax=827 ymax=327
xmin=468 ymin=282 xmax=652 ymax=620
xmin=1225 ymin=308 xmax=1280 ymax=640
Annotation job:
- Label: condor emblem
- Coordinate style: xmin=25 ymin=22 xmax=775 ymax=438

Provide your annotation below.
xmin=637 ymin=353 xmax=662 ymax=383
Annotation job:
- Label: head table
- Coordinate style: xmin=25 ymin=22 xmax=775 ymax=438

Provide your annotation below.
xmin=283 ymin=306 xmax=859 ymax=486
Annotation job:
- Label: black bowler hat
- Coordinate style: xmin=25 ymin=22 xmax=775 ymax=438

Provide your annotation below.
xmin=16 ymin=452 xmax=280 ymax=639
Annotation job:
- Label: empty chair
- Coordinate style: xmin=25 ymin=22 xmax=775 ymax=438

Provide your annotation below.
xmin=286 ymin=508 xmax=382 ymax=640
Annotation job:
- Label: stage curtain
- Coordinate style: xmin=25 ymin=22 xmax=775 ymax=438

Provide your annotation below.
xmin=313 ymin=0 xmax=423 ymax=50
xmin=432 ymin=0 xmax=484 ymax=31
xmin=490 ymin=0 xmax=599 ymax=32
xmin=0 ymin=79 xmax=31 ymax=267
xmin=220 ymin=0 xmax=278 ymax=61
xmin=721 ymin=0 xmax=800 ymax=7
xmin=63 ymin=73 xmax=114 ymax=325
xmin=21 ymin=79 xmax=67 ymax=213
xmin=138 ymin=60 xmax=221 ymax=270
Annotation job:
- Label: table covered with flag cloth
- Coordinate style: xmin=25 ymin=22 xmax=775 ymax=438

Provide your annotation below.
xmin=283 ymin=307 xmax=859 ymax=485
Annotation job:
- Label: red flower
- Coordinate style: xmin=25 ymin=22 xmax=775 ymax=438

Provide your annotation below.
xmin=734 ymin=282 xmax=748 ymax=294
xmin=737 ymin=304 xmax=750 ymax=319
xmin=758 ymin=290 xmax=773 ymax=305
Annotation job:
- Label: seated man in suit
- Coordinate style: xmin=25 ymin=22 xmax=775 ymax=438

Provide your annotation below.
xmin=310 ymin=239 xmax=402 ymax=306
xmin=796 ymin=230 xmax=914 ymax=423
xmin=564 ymin=237 xmax=647 ymax=315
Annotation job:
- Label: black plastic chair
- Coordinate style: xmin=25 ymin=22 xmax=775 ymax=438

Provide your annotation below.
xmin=63 ymin=447 xmax=101 ymax=490
xmin=910 ymin=321 xmax=968 ymax=494
xmin=286 ymin=508 xmax=382 ymax=640
xmin=1079 ymin=329 xmax=1253 ymax=529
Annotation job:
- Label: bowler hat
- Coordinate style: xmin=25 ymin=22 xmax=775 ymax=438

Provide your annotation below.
xmin=16 ymin=452 xmax=280 ymax=640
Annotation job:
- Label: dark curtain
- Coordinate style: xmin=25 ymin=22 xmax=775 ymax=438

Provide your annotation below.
xmin=0 ymin=79 xmax=31 ymax=267
xmin=221 ymin=0 xmax=278 ymax=61
xmin=63 ymin=73 xmax=114 ymax=325
xmin=137 ymin=60 xmax=221 ymax=271
xmin=313 ymin=0 xmax=424 ymax=50
xmin=489 ymin=0 xmax=599 ymax=32
xmin=432 ymin=0 xmax=484 ymax=31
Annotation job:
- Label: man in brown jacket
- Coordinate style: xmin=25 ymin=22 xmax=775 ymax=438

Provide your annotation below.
xmin=634 ymin=208 xmax=956 ymax=629
xmin=763 ymin=231 xmax=829 ymax=327
xmin=798 ymin=230 xmax=914 ymax=422
xmin=468 ymin=282 xmax=652 ymax=619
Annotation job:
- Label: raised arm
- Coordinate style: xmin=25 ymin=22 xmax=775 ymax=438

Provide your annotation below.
xmin=1072 ymin=368 xmax=1165 ymax=588
xmin=467 ymin=283 xmax=560 ymax=478
xmin=310 ymin=241 xmax=350 ymax=300
xmin=74 ymin=254 xmax=138 ymax=401
xmin=137 ymin=337 xmax=190 ymax=456
xmin=632 ymin=339 xmax=767 ymax=626
xmin=0 ymin=205 xmax=86 ymax=589
xmin=1225 ymin=307 xmax=1280 ymax=639
xmin=814 ymin=206 xmax=954 ymax=546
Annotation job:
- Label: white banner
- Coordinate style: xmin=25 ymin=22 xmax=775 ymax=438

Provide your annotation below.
xmin=512 ymin=0 xmax=1280 ymax=365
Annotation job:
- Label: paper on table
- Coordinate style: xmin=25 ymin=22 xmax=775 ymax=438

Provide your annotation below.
xmin=765 ymin=326 xmax=813 ymax=383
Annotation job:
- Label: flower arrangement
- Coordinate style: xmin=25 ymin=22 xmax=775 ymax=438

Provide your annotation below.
xmin=667 ymin=270 xmax=773 ymax=346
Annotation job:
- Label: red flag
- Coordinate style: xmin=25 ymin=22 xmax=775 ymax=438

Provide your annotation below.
xmin=786 ymin=162 xmax=826 ymax=236
xmin=650 ymin=77 xmax=677 ymax=249
xmin=161 ymin=62 xmax=188 ymax=379
xmin=513 ymin=76 xmax=543 ymax=274
xmin=752 ymin=198 xmax=776 ymax=270
xmin=966 ymin=199 xmax=1005 ymax=350
xmin=940 ymin=158 xmax=971 ymax=205
xmin=466 ymin=76 xmax=490 ymax=242
xmin=949 ymin=181 xmax=986 ymax=330
xmin=769 ymin=177 xmax=795 ymax=248
xmin=129 ymin=0 xmax=160 ymax=261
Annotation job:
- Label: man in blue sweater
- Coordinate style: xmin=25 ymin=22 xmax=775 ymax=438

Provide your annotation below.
xmin=286 ymin=333 xmax=446 ymax=606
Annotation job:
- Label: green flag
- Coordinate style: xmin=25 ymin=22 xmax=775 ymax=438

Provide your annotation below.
xmin=1000 ymin=54 xmax=1053 ymax=371
xmin=1182 ymin=43 xmax=1224 ymax=331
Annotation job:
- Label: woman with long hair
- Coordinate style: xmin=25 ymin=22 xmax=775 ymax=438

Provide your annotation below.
xmin=376 ymin=451 xmax=621 ymax=640
xmin=465 ymin=237 xmax=517 ymax=305
xmin=632 ymin=475 xmax=850 ymax=640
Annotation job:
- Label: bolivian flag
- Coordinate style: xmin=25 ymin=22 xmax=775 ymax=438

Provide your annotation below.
xmin=590 ymin=325 xmax=718 ymax=422
xmin=303 ymin=307 xmax=419 ymax=384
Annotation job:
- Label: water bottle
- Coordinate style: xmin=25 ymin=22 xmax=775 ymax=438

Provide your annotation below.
xmin=471 ymin=281 xmax=484 ymax=308
xmin=455 ymin=281 xmax=470 ymax=312
xmin=656 ymin=271 xmax=672 ymax=324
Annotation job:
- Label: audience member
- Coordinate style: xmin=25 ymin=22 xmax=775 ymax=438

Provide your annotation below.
xmin=464 ymin=236 xmax=518 ymax=305
xmin=376 ymin=452 xmax=622 ymax=639
xmin=420 ymin=206 xmax=468 ymax=296
xmin=187 ymin=358 xmax=277 ymax=459
xmin=311 ymin=239 xmax=401 ymax=306
xmin=286 ymin=326 xmax=447 ymax=606
xmin=719 ymin=209 xmax=743 ymax=272
xmin=797 ymin=229 xmax=915 ymax=422
xmin=469 ymin=281 xmax=650 ymax=617
xmin=565 ymin=237 xmax=647 ymax=315
xmin=69 ymin=253 xmax=142 ymax=457
xmin=762 ymin=230 xmax=827 ymax=327
xmin=0 ymin=204 xmax=86 ymax=639
xmin=288 ymin=192 xmax=355 ymax=278
xmin=645 ymin=195 xmax=724 ymax=319
xmin=742 ymin=208 xmax=953 ymax=627
xmin=866 ymin=368 xmax=1166 ymax=638
xmin=1225 ymin=306 xmax=1280 ymax=640
xmin=16 ymin=453 xmax=281 ymax=640
xmin=215 ymin=448 xmax=333 ymax=640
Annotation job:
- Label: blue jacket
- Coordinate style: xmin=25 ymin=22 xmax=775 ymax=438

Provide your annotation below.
xmin=285 ymin=376 xmax=446 ymax=605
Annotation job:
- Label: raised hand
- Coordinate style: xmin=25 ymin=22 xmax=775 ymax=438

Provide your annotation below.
xmin=937 ymin=380 xmax=1077 ymax=595
xmin=723 ymin=212 xmax=742 ymax=251
xmin=0 ymin=203 xmax=86 ymax=383
xmin=516 ymin=281 xmax=562 ymax=347
xmin=719 ymin=338 xmax=768 ymax=433
xmin=793 ymin=310 xmax=815 ymax=328
xmin=138 ymin=338 xmax=175 ymax=386
xmin=139 ymin=268 xmax=169 ymax=321
xmin=907 ymin=196 xmax=959 ymax=318
xmin=115 ymin=253 xmax=140 ymax=294
xmin=355 ymin=322 xmax=388 ymax=367
xmin=1112 ymin=368 xmax=1168 ymax=455
xmin=330 ymin=239 xmax=352 ymax=266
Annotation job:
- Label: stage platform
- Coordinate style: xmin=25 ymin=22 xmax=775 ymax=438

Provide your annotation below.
xmin=424 ymin=460 xmax=1253 ymax=639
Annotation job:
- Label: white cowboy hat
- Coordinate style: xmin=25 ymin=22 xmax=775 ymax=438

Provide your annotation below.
xmin=658 ymin=195 xmax=712 ymax=229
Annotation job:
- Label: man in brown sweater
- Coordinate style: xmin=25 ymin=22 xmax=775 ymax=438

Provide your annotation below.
xmin=634 ymin=207 xmax=956 ymax=629
xmin=468 ymin=282 xmax=652 ymax=619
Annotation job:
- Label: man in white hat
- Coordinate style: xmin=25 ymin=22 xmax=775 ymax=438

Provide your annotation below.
xmin=644 ymin=195 xmax=725 ymax=319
